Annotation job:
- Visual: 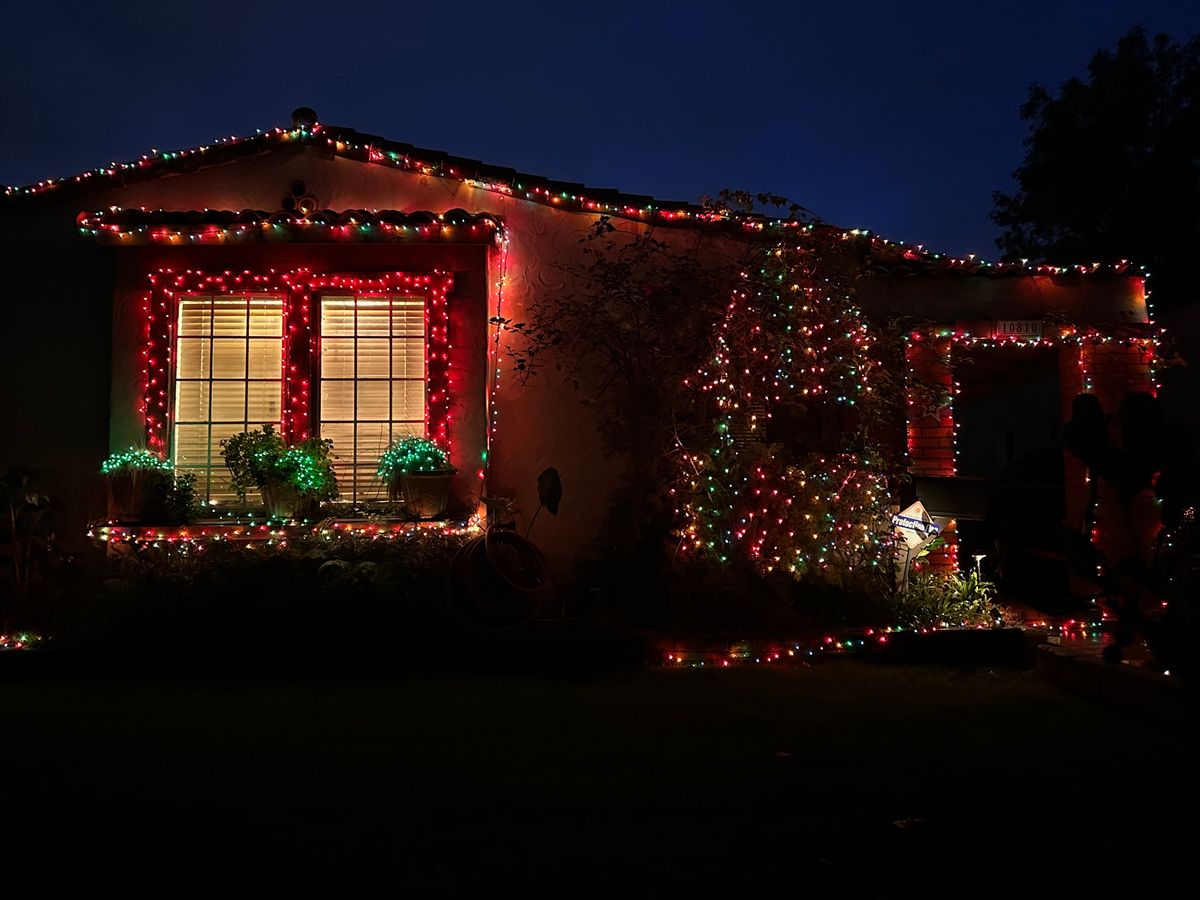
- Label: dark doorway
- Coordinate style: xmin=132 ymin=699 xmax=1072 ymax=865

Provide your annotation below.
xmin=953 ymin=345 xmax=1067 ymax=600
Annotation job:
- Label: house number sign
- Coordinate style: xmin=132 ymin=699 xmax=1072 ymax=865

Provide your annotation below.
xmin=994 ymin=319 xmax=1043 ymax=337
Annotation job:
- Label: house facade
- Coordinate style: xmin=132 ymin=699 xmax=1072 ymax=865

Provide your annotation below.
xmin=0 ymin=109 xmax=1156 ymax=577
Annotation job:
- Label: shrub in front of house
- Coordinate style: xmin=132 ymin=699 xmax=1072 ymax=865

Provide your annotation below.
xmin=67 ymin=529 xmax=475 ymax=657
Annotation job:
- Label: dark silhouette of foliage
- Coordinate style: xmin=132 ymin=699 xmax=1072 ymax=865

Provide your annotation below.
xmin=1063 ymin=390 xmax=1200 ymax=679
xmin=992 ymin=27 xmax=1200 ymax=309
xmin=1 ymin=468 xmax=55 ymax=608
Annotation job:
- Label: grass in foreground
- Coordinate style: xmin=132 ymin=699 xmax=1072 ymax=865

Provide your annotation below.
xmin=0 ymin=662 xmax=1192 ymax=895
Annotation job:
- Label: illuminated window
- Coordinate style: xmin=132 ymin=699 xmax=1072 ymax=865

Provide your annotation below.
xmin=173 ymin=296 xmax=283 ymax=502
xmin=319 ymin=295 xmax=426 ymax=502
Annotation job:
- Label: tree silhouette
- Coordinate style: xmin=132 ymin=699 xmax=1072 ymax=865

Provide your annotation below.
xmin=992 ymin=27 xmax=1200 ymax=310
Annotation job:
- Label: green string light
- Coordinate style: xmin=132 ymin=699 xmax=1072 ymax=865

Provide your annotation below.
xmin=377 ymin=437 xmax=453 ymax=477
xmin=100 ymin=447 xmax=173 ymax=475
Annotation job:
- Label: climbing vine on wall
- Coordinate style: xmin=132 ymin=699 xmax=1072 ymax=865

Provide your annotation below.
xmin=498 ymin=193 xmax=899 ymax=586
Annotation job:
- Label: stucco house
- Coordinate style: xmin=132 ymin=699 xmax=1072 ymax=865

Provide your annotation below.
xmin=0 ymin=108 xmax=1156 ymax=578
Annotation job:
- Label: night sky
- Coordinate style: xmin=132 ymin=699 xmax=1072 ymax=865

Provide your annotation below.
xmin=3 ymin=1 xmax=1196 ymax=256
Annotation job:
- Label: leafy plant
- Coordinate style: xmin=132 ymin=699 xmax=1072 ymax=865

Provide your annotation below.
xmin=279 ymin=438 xmax=338 ymax=502
xmin=220 ymin=424 xmax=288 ymax=498
xmin=895 ymin=571 xmax=1014 ymax=629
xmin=0 ymin=468 xmax=55 ymax=607
xmin=221 ymin=425 xmax=339 ymax=504
xmin=377 ymin=437 xmax=454 ymax=478
xmin=143 ymin=471 xmax=200 ymax=525
xmin=100 ymin=447 xmax=173 ymax=475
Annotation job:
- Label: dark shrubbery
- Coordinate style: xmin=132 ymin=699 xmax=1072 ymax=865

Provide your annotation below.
xmin=57 ymin=532 xmax=475 ymax=657
xmin=577 ymin=549 xmax=896 ymax=636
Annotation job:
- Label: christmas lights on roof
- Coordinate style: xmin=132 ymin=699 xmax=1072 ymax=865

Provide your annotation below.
xmin=2 ymin=110 xmax=1143 ymax=279
xmin=77 ymin=207 xmax=502 ymax=245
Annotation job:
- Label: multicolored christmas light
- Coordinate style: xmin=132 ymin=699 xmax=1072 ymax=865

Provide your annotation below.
xmin=142 ymin=268 xmax=453 ymax=454
xmin=78 ymin=208 xmax=501 ymax=245
xmin=90 ymin=518 xmax=479 ymax=550
xmin=901 ymin=319 xmax=1161 ymax=571
xmin=676 ymin=236 xmax=892 ymax=582
xmin=10 ymin=116 xmax=1142 ymax=281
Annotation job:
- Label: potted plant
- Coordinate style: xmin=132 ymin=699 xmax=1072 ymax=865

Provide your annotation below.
xmin=101 ymin=447 xmax=173 ymax=523
xmin=220 ymin=424 xmax=292 ymax=517
xmin=277 ymin=437 xmax=338 ymax=519
xmin=377 ymin=436 xmax=456 ymax=519
xmin=221 ymin=425 xmax=339 ymax=519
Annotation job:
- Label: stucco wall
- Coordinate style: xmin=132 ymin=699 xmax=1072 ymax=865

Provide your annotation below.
xmin=858 ymin=269 xmax=1146 ymax=327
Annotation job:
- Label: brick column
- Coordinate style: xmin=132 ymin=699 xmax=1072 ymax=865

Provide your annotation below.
xmin=905 ymin=334 xmax=957 ymax=571
xmin=1078 ymin=339 xmax=1158 ymax=565
xmin=1082 ymin=340 xmax=1156 ymax=423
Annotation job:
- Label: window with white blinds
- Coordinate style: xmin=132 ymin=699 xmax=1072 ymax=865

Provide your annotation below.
xmin=319 ymin=295 xmax=426 ymax=502
xmin=173 ymin=296 xmax=283 ymax=502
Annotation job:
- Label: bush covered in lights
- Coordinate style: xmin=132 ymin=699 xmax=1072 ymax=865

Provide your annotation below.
xmin=672 ymin=219 xmax=898 ymax=594
xmin=499 ymin=197 xmax=901 ymax=604
xmin=278 ymin=437 xmax=338 ymax=502
xmin=100 ymin=447 xmax=173 ymax=475
xmin=377 ymin=436 xmax=454 ymax=477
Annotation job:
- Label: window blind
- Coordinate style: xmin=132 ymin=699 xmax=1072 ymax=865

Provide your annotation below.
xmin=173 ymin=296 xmax=283 ymax=502
xmin=319 ymin=295 xmax=426 ymax=503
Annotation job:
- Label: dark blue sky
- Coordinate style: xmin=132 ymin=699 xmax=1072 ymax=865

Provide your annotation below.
xmin=3 ymin=1 xmax=1196 ymax=256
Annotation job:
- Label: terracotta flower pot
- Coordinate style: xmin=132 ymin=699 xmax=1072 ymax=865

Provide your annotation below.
xmin=106 ymin=469 xmax=168 ymax=523
xmin=389 ymin=471 xmax=454 ymax=519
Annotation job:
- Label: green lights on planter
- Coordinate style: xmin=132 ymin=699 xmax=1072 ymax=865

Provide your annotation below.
xmin=279 ymin=439 xmax=338 ymax=502
xmin=377 ymin=437 xmax=454 ymax=477
xmin=100 ymin=447 xmax=173 ymax=475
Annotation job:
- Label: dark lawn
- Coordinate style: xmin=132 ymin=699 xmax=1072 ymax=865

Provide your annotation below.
xmin=1 ymin=661 xmax=1193 ymax=895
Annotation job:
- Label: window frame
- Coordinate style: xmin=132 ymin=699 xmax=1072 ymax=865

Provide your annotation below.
xmin=150 ymin=269 xmax=453 ymax=510
xmin=169 ymin=293 xmax=286 ymax=503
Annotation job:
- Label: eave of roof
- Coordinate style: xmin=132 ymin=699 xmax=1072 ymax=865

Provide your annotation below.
xmin=78 ymin=207 xmax=500 ymax=246
xmin=6 ymin=118 xmax=1140 ymax=280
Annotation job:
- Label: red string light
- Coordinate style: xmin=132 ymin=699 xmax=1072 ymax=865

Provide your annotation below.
xmin=143 ymin=268 xmax=454 ymax=458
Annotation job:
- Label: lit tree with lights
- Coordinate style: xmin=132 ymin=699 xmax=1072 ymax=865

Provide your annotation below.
xmin=675 ymin=214 xmax=894 ymax=589
xmin=500 ymin=193 xmax=898 ymax=593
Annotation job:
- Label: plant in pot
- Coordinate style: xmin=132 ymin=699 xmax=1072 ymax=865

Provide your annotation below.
xmin=277 ymin=436 xmax=338 ymax=519
xmin=221 ymin=425 xmax=338 ymax=519
xmin=221 ymin=424 xmax=292 ymax=517
xmin=377 ymin=436 xmax=456 ymax=519
xmin=100 ymin=447 xmax=173 ymax=523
